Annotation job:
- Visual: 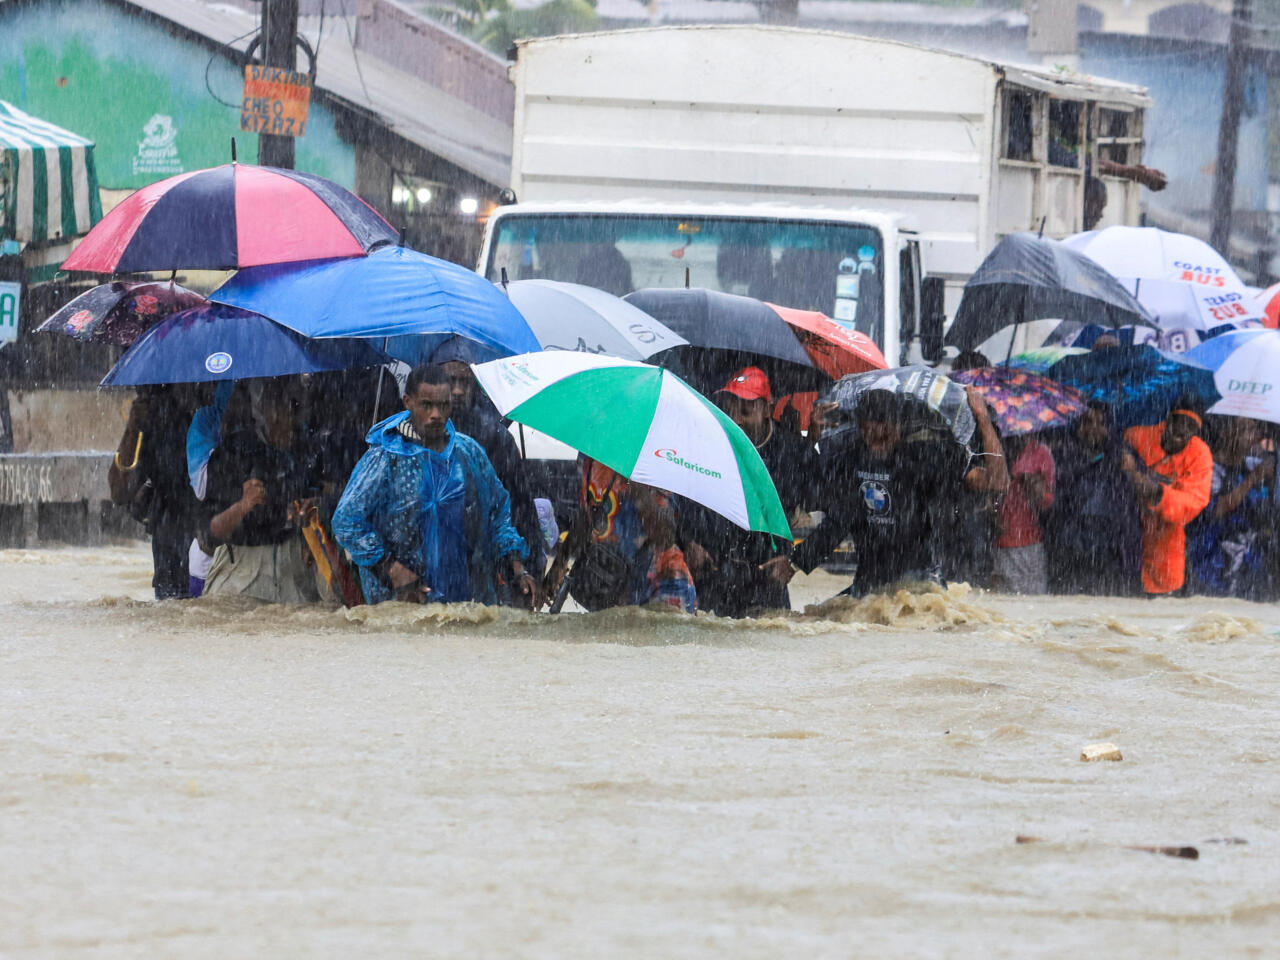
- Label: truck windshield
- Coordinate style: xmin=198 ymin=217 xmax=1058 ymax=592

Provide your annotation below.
xmin=485 ymin=214 xmax=884 ymax=345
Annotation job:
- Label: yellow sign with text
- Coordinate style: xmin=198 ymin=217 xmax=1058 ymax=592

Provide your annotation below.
xmin=240 ymin=65 xmax=311 ymax=138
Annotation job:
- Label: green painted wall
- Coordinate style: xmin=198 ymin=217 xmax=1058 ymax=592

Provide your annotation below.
xmin=0 ymin=0 xmax=355 ymax=189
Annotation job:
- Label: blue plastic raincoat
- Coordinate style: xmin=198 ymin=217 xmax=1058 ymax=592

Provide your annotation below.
xmin=332 ymin=412 xmax=527 ymax=604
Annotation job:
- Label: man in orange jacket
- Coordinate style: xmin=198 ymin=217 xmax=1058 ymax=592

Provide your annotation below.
xmin=1122 ymin=397 xmax=1213 ymax=595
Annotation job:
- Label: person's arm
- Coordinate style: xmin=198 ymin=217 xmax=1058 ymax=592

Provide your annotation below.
xmin=1149 ymin=441 xmax=1214 ymax=525
xmin=1212 ymin=458 xmax=1274 ymax=519
xmin=963 ymin=389 xmax=1009 ymax=494
xmin=108 ymin=395 xmax=148 ymax=504
xmin=209 ymin=477 xmax=265 ymax=541
xmin=330 ymin=448 xmax=423 ymax=596
xmin=1097 ymin=158 xmax=1168 ymax=191
xmin=807 ymin=401 xmax=838 ymax=449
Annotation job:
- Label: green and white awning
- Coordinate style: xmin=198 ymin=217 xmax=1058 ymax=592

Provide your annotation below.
xmin=0 ymin=100 xmax=102 ymax=245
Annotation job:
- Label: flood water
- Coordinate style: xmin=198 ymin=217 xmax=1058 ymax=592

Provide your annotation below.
xmin=3 ymin=544 xmax=1279 ymax=956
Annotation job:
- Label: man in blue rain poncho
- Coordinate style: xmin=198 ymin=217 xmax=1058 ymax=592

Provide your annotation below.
xmin=332 ymin=364 xmax=536 ymax=606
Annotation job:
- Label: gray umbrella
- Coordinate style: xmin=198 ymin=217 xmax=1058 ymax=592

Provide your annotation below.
xmin=945 ymin=232 xmax=1155 ymax=351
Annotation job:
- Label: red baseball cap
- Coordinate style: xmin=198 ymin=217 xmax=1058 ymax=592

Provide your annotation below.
xmin=717 ymin=366 xmax=772 ymax=402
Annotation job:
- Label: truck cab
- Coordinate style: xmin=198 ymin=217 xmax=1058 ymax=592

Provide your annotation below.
xmin=479 ymin=200 xmax=927 ymax=366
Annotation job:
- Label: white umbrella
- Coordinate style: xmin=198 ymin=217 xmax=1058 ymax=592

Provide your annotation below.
xmin=1064 ymin=226 xmax=1263 ymax=332
xmin=506 ymin=279 xmax=687 ymax=359
xmin=1184 ymin=329 xmax=1280 ymax=423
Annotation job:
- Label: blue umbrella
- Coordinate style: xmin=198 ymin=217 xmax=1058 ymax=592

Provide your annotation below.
xmin=1047 ymin=345 xmax=1219 ymax=427
xmin=102 ymin=303 xmax=390 ymax=386
xmin=210 ymin=245 xmax=540 ymax=364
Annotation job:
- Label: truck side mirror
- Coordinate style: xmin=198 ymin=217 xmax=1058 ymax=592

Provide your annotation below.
xmin=920 ymin=276 xmax=947 ymax=364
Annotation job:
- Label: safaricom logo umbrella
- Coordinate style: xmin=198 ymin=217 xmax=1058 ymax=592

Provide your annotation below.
xmin=471 ymin=351 xmax=790 ymax=540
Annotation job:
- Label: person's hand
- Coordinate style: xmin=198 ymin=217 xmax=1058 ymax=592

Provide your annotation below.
xmin=1127 ymin=469 xmax=1162 ymax=500
xmin=240 ymin=477 xmax=267 ymax=511
xmin=965 ymin=386 xmax=990 ymax=421
xmin=1119 ymin=451 xmax=1139 ymax=475
xmin=388 ymin=561 xmax=430 ymax=602
xmin=1251 ymin=457 xmax=1276 ymax=485
xmin=684 ymin=540 xmax=715 ymax=574
xmin=1133 ymin=164 xmax=1168 ymax=191
xmin=514 ymin=570 xmax=541 ymax=610
xmin=810 ymin=401 xmax=839 ymax=430
xmin=288 ymin=497 xmax=317 ymax=525
xmin=759 ymin=555 xmax=796 ymax=585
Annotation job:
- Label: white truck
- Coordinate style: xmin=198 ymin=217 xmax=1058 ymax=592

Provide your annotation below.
xmin=479 ymin=24 xmax=1153 ymax=365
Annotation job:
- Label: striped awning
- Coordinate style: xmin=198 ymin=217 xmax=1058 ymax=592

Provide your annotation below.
xmin=0 ymin=100 xmax=103 ymax=245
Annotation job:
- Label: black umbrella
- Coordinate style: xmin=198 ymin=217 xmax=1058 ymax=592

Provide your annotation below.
xmin=623 ymin=287 xmax=821 ymax=395
xmin=946 ymin=233 xmax=1154 ymax=351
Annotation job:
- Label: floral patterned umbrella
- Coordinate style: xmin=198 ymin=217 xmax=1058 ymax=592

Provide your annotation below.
xmin=949 ymin=366 xmax=1087 ymax=436
xmin=37 ymin=280 xmax=205 ymax=347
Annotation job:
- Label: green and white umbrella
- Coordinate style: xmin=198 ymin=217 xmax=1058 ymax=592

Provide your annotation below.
xmin=472 ymin=352 xmax=791 ymax=540
xmin=0 ymin=100 xmax=102 ymax=244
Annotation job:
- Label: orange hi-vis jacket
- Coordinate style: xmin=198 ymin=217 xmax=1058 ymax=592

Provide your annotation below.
xmin=1123 ymin=424 xmax=1213 ymax=594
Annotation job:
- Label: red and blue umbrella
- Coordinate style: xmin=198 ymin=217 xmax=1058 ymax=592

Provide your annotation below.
xmin=63 ymin=163 xmax=397 ymax=273
xmin=101 ymin=303 xmax=390 ymax=386
xmin=950 ymin=366 xmax=1087 ymax=436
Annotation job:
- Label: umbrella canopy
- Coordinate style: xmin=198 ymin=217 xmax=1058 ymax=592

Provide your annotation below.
xmin=37 ymin=281 xmax=205 ymax=346
xmin=819 ymin=365 xmax=976 ymax=448
xmin=102 ymin=303 xmax=389 ymax=386
xmin=1006 ymin=345 xmax=1089 ymax=374
xmin=767 ymin=303 xmax=888 ymax=378
xmin=507 ymin=279 xmax=687 ymax=359
xmin=0 ymin=99 xmax=102 ymax=244
xmin=946 ymin=232 xmax=1154 ymax=350
xmin=471 ymin=351 xmax=791 ymax=540
xmin=1047 ymin=345 xmax=1219 ymax=427
xmin=624 ymin=287 xmax=821 ymax=394
xmin=949 ymin=367 xmax=1087 ymax=436
xmin=1184 ymin=329 xmax=1280 ymax=424
xmin=1254 ymin=282 xmax=1280 ymax=329
xmin=1064 ymin=226 xmax=1263 ymax=332
xmin=211 ymin=245 xmax=540 ymax=364
xmin=62 ymin=163 xmax=397 ymax=273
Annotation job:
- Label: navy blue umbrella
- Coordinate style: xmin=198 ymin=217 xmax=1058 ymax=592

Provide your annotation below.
xmin=946 ymin=233 xmax=1155 ymax=351
xmin=1048 ymin=345 xmax=1219 ymax=427
xmin=101 ymin=303 xmax=390 ymax=386
xmin=210 ymin=245 xmax=540 ymax=364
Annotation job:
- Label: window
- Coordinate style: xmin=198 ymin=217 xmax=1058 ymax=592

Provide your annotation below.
xmin=487 ymin=214 xmax=885 ymax=344
xmin=1048 ymin=100 xmax=1083 ymax=168
xmin=1096 ymin=108 xmax=1133 ymax=166
xmin=1004 ymin=90 xmax=1036 ymax=162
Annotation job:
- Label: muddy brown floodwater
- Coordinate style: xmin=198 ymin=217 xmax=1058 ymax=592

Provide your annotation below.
xmin=2 ymin=545 xmax=1279 ymax=957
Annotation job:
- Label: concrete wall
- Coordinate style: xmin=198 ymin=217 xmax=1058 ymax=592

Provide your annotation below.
xmin=5 ymin=388 xmax=128 ymax=454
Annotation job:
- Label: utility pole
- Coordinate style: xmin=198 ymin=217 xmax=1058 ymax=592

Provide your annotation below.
xmin=1210 ymin=0 xmax=1252 ymax=256
xmin=258 ymin=0 xmax=300 ymax=169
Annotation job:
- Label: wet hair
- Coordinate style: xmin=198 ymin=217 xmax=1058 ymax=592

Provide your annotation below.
xmin=1085 ymin=400 xmax=1113 ymax=424
xmin=1084 ymin=176 xmax=1107 ymax=206
xmin=856 ymin=389 xmax=900 ymax=424
xmin=950 ymin=350 xmax=990 ymax=373
xmin=1168 ymin=393 xmax=1206 ymax=421
xmin=404 ymin=363 xmax=451 ymax=395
